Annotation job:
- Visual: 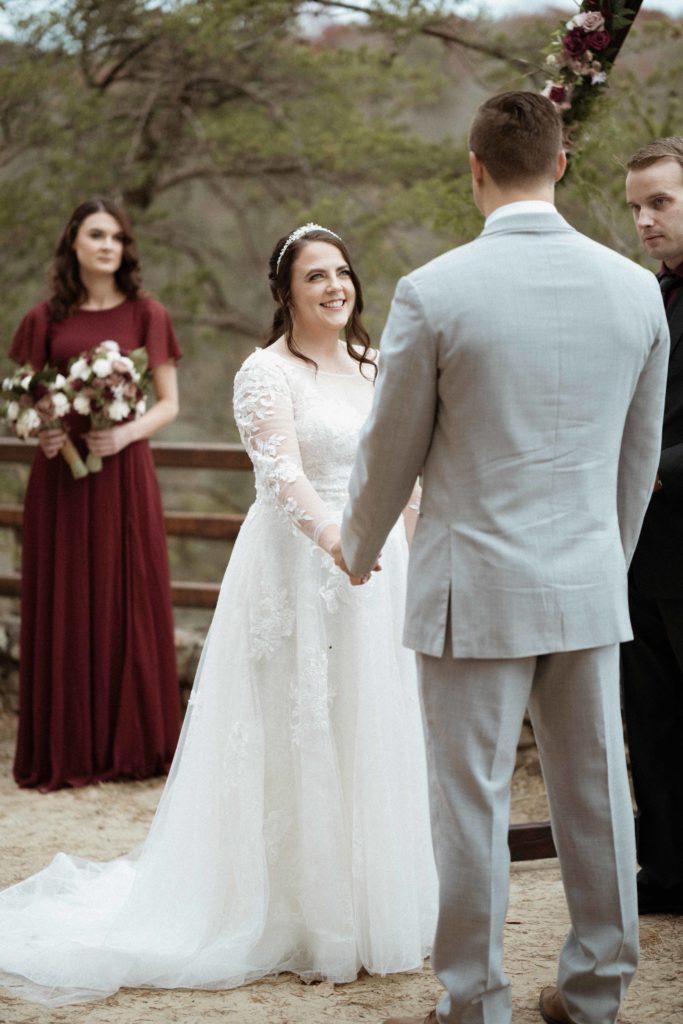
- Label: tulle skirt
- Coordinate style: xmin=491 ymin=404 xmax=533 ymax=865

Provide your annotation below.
xmin=0 ymin=500 xmax=438 ymax=1006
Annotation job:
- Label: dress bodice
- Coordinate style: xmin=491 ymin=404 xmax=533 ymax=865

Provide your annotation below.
xmin=233 ymin=347 xmax=375 ymax=544
xmin=10 ymin=298 xmax=182 ymax=374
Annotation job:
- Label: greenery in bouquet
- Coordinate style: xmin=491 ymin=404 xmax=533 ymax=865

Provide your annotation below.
xmin=541 ymin=1 xmax=638 ymax=136
xmin=1 ymin=365 xmax=88 ymax=479
xmin=67 ymin=341 xmax=150 ymax=473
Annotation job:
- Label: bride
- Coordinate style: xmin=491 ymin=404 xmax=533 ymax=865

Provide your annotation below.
xmin=0 ymin=223 xmax=437 ymax=1006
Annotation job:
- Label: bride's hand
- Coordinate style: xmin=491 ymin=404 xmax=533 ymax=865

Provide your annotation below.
xmin=329 ymin=537 xmax=381 ymax=586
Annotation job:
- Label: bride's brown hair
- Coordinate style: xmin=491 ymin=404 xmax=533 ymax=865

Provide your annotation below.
xmin=47 ymin=198 xmax=143 ymax=322
xmin=265 ymin=228 xmax=377 ymax=380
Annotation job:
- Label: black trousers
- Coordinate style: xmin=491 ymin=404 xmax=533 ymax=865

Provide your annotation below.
xmin=621 ymin=577 xmax=683 ymax=890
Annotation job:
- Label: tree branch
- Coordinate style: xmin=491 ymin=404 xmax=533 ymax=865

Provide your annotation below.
xmin=155 ymin=162 xmax=307 ymax=194
xmin=309 ymin=0 xmax=534 ymax=72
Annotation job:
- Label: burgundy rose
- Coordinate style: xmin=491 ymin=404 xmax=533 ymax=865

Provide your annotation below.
xmin=587 ymin=30 xmax=610 ymax=52
xmin=563 ymin=28 xmax=589 ymax=57
xmin=549 ymin=85 xmax=567 ymax=104
xmin=35 ymin=394 xmax=54 ymax=420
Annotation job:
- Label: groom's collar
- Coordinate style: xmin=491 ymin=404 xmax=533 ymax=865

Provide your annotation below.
xmin=480 ymin=203 xmax=571 ymax=239
xmin=484 ymin=200 xmax=557 ymax=227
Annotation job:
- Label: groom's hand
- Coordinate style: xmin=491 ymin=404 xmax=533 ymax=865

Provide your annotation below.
xmin=330 ymin=540 xmax=381 ymax=586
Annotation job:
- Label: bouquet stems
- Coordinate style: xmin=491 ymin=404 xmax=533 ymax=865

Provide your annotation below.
xmin=61 ymin=437 xmax=89 ymax=479
xmin=85 ymin=451 xmax=103 ymax=474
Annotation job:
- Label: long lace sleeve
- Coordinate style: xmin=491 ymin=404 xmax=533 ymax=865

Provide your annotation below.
xmin=233 ymin=355 xmax=338 ymax=550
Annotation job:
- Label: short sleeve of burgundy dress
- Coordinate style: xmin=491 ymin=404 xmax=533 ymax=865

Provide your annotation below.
xmin=12 ymin=297 xmax=182 ymax=791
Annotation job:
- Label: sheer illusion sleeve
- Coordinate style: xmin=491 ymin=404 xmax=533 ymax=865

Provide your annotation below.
xmin=233 ymin=355 xmax=338 ymax=550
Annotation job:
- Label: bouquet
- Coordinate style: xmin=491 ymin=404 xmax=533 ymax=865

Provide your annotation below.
xmin=1 ymin=366 xmax=88 ymax=479
xmin=67 ymin=340 xmax=150 ymax=473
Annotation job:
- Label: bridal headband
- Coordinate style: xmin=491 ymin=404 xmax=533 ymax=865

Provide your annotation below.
xmin=275 ymin=222 xmax=343 ymax=272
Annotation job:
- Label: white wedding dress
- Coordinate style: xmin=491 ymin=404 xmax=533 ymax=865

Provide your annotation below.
xmin=0 ymin=346 xmax=438 ymax=1006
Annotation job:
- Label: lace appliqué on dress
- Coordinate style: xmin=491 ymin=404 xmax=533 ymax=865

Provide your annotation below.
xmin=290 ymin=649 xmax=334 ymax=747
xmin=248 ymin=587 xmax=295 ymax=661
xmin=234 ymin=355 xmax=334 ymax=545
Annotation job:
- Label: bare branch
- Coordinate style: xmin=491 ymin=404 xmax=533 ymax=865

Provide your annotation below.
xmin=155 ymin=163 xmax=306 ymax=194
xmin=93 ymin=38 xmax=157 ymax=89
xmin=143 ymin=225 xmax=265 ymax=336
xmin=309 ymin=0 xmax=533 ymax=72
xmin=170 ymin=312 xmax=264 ymax=338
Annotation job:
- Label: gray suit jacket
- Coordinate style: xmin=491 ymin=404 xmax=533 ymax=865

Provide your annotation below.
xmin=341 ymin=209 xmax=670 ymax=658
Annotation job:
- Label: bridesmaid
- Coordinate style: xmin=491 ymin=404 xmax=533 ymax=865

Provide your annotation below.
xmin=8 ymin=197 xmax=182 ymax=791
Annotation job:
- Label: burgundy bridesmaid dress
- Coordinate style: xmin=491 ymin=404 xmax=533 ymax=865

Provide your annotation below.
xmin=9 ymin=297 xmax=182 ymax=791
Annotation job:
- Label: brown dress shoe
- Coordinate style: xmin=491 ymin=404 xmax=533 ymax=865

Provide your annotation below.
xmin=383 ymin=1010 xmax=438 ymax=1024
xmin=539 ymin=986 xmax=573 ymax=1024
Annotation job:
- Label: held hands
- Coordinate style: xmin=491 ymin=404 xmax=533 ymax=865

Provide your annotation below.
xmin=329 ymin=538 xmax=382 ymax=587
xmin=85 ymin=422 xmax=135 ymax=458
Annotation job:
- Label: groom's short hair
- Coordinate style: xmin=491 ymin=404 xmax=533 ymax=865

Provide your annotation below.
xmin=469 ymin=92 xmax=563 ymax=186
xmin=626 ymin=137 xmax=683 ymax=174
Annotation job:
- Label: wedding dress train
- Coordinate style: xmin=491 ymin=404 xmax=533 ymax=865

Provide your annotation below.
xmin=0 ymin=347 xmax=438 ymax=1006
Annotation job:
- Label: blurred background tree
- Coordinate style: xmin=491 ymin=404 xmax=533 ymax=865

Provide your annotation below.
xmin=0 ymin=0 xmax=681 ymax=598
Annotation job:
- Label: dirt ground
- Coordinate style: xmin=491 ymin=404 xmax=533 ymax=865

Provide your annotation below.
xmin=0 ymin=711 xmax=680 ymax=1024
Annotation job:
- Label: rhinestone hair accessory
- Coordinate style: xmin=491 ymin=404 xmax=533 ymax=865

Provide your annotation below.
xmin=275 ymin=222 xmax=342 ymax=272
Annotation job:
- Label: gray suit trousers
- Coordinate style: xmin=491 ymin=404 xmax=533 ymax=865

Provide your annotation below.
xmin=417 ymin=642 xmax=638 ymax=1024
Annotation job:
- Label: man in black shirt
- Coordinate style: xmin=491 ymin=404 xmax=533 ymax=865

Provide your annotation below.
xmin=624 ymin=137 xmax=683 ymax=915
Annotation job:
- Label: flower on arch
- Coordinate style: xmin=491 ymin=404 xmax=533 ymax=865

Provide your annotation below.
xmin=539 ymin=1 xmax=637 ymax=126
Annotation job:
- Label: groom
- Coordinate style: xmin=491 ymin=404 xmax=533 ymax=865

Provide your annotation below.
xmin=333 ymin=92 xmax=669 ymax=1024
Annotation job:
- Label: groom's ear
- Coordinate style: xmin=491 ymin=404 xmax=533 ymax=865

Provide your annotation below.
xmin=469 ymin=151 xmax=485 ymax=185
xmin=554 ymin=150 xmax=567 ymax=183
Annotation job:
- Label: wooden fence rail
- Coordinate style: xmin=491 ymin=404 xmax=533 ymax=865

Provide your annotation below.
xmin=0 ymin=437 xmax=250 ymax=608
xmin=0 ymin=435 xmax=557 ymax=861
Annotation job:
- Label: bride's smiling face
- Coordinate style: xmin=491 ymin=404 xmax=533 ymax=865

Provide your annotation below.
xmin=288 ymin=240 xmax=356 ymax=337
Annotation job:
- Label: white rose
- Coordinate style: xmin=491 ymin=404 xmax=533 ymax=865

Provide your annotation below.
xmin=107 ymin=399 xmax=130 ymax=422
xmin=69 ymin=357 xmax=90 ymax=382
xmin=16 ymin=407 xmax=41 ymax=437
xmin=566 ymin=14 xmax=585 ymax=29
xmin=73 ymin=394 xmax=91 ymax=415
xmin=54 ymin=373 xmax=67 ymax=389
xmin=582 ymin=12 xmax=605 ymax=31
xmin=51 ymin=392 xmax=70 ymax=417
xmin=20 ymin=375 xmax=32 ymax=390
xmin=92 ymin=357 xmax=114 ymax=378
xmin=6 ymin=401 xmax=19 ymax=422
xmin=135 ymin=399 xmax=147 ymax=417
xmin=100 ymin=340 xmax=120 ymax=353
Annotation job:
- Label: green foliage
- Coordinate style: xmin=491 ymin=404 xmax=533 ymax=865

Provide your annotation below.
xmin=0 ymin=1 xmax=680 ymax=454
xmin=0 ymin=0 xmax=471 ymax=359
xmin=1 ymin=1 xmax=681 ymax=592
